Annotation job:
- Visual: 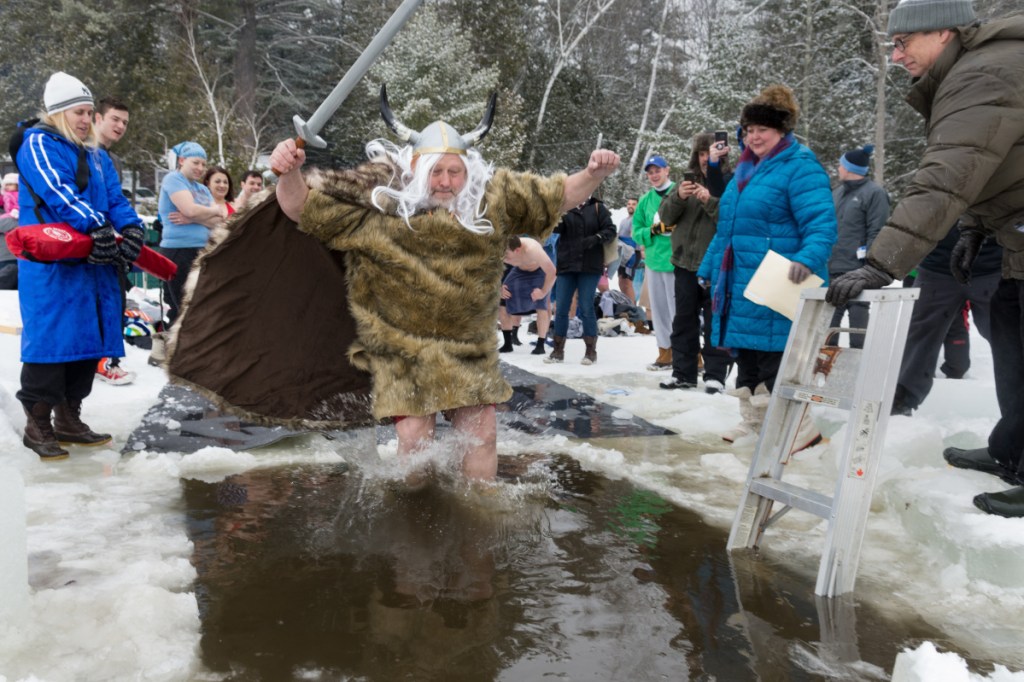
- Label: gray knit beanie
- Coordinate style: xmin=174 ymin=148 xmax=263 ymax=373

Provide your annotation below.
xmin=887 ymin=0 xmax=976 ymax=35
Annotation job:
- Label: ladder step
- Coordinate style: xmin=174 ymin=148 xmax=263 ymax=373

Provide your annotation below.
xmin=749 ymin=478 xmax=833 ymax=519
xmin=776 ymin=384 xmax=853 ymax=410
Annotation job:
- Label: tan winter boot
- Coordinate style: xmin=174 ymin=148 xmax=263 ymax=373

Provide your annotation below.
xmin=148 ymin=331 xmax=168 ymax=367
xmin=22 ymin=402 xmax=70 ymax=460
xmin=647 ymin=346 xmax=672 ymax=371
xmin=721 ymin=386 xmax=752 ymax=442
xmin=544 ymin=336 xmax=566 ymax=364
xmin=722 ymin=383 xmax=770 ymax=442
xmin=53 ymin=399 xmax=112 ymax=446
xmin=581 ymin=336 xmax=597 ymax=365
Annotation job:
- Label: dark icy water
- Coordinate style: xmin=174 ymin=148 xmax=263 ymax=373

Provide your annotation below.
xmin=182 ymin=456 xmax=949 ymax=681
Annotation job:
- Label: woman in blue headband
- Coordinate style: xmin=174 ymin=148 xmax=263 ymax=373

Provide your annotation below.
xmin=155 ymin=141 xmax=225 ymax=335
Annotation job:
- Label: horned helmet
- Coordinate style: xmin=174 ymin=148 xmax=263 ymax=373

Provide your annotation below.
xmin=379 ymin=84 xmax=497 ymax=157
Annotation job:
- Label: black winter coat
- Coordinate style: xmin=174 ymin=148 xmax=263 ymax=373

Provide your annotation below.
xmin=553 ymin=198 xmax=617 ymax=275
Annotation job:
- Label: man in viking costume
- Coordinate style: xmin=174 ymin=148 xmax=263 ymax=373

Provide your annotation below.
xmin=268 ymin=89 xmax=620 ymax=481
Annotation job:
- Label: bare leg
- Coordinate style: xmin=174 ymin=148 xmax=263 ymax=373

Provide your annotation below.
xmin=451 ymin=405 xmax=497 ymax=481
xmin=394 ymin=414 xmax=437 ymax=486
xmin=620 ymin=277 xmax=635 ymax=303
xmin=498 ymin=306 xmax=512 ymax=331
xmin=536 ymin=308 xmax=550 ymax=339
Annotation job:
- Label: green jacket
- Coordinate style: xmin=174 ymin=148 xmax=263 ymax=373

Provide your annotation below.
xmin=632 ymin=183 xmax=676 ymax=272
xmin=869 ymin=17 xmax=1024 ymax=280
xmin=659 ymin=187 xmax=720 ymax=271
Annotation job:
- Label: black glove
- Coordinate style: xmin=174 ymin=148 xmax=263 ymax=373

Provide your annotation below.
xmin=950 ymin=229 xmax=985 ymax=285
xmin=581 ymin=234 xmax=601 ymax=249
xmin=825 ymin=263 xmax=892 ymax=308
xmin=118 ymin=225 xmax=145 ymax=263
xmin=86 ymin=225 xmax=119 ymax=265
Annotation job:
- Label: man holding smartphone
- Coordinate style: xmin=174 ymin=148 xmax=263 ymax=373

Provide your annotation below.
xmin=658 ymin=132 xmax=734 ymax=393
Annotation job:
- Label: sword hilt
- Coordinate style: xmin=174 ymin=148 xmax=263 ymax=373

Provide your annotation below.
xmin=271 ymin=123 xmax=320 ymax=177
xmin=292 ymin=115 xmax=327 ymax=150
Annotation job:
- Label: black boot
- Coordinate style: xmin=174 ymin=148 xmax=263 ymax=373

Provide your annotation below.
xmin=890 ymin=384 xmax=915 ymax=416
xmin=22 ymin=402 xmax=70 ymax=460
xmin=544 ymin=336 xmax=565 ymax=363
xmin=581 ymin=336 xmax=597 ymax=365
xmin=531 ymin=338 xmax=547 ymax=355
xmin=53 ymin=400 xmax=112 ymax=446
xmin=511 ymin=325 xmax=523 ymax=346
xmin=498 ymin=329 xmax=514 ymax=353
xmin=973 ymin=486 xmax=1024 ymax=518
xmin=943 ymin=447 xmax=1007 ymax=475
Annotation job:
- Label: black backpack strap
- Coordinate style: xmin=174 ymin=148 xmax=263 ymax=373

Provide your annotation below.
xmin=11 ymin=121 xmax=91 ymax=224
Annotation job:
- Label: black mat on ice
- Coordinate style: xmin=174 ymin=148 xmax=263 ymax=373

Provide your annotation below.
xmin=125 ymin=362 xmax=671 ymax=454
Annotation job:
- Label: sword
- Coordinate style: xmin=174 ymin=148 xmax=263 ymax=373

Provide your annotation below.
xmin=290 ymin=0 xmax=425 ymax=150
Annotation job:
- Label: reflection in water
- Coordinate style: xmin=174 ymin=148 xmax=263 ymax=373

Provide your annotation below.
xmin=182 ymin=457 xmax=947 ymax=681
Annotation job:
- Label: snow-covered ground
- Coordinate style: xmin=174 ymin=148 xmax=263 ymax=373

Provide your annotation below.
xmin=0 ymin=288 xmax=1021 ymax=681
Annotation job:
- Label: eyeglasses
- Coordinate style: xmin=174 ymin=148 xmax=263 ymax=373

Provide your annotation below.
xmin=891 ymin=32 xmax=920 ymax=52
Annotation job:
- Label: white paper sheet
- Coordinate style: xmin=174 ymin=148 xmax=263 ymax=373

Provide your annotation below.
xmin=742 ymin=250 xmax=824 ymax=320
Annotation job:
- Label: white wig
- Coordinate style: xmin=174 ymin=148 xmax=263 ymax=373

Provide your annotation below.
xmin=365 ymin=138 xmax=495 ymax=235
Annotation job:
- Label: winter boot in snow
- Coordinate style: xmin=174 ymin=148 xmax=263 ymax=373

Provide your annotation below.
xmin=544 ymin=336 xmax=566 ymax=363
xmin=148 ymin=331 xmax=168 ymax=367
xmin=943 ymin=446 xmax=1008 ymax=476
xmin=581 ymin=336 xmax=597 ymax=365
xmin=53 ymin=400 xmax=112 ymax=446
xmin=722 ymin=383 xmax=769 ymax=442
xmin=531 ymin=339 xmax=547 ymax=355
xmin=499 ymin=330 xmax=515 ymax=353
xmin=973 ymin=485 xmax=1024 ymax=518
xmin=647 ymin=347 xmax=672 ymax=371
xmin=22 ymin=402 xmax=69 ymax=460
xmin=511 ymin=325 xmax=523 ymax=346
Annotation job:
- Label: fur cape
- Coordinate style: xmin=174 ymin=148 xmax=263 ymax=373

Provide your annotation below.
xmin=166 ymin=191 xmax=374 ymax=430
xmin=300 ymin=160 xmax=565 ymax=419
xmin=168 ymin=159 xmax=565 ymax=427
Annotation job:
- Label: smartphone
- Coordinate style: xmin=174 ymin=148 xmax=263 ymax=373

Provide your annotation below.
xmin=683 ymin=171 xmax=697 ymax=183
xmin=714 ymin=130 xmax=728 ymax=150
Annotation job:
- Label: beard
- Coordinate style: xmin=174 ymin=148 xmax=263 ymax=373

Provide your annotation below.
xmin=426 ymin=192 xmax=457 ymax=209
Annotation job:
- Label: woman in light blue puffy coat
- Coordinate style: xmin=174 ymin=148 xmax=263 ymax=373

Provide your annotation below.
xmin=697 ymin=84 xmax=836 ymax=446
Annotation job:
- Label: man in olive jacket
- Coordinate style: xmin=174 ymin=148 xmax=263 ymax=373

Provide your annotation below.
xmin=658 ymin=132 xmax=733 ymax=393
xmin=827 ymin=0 xmax=1024 ymax=517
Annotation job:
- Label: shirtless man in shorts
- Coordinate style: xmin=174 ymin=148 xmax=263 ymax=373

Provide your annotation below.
xmin=499 ymin=236 xmax=556 ymax=355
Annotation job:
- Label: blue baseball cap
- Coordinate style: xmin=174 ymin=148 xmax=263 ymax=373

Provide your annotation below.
xmin=644 ymin=155 xmax=668 ymax=170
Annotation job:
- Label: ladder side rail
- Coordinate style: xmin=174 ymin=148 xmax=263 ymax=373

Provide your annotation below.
xmin=728 ymin=294 xmax=833 ymax=550
xmin=815 ymin=290 xmax=918 ymax=595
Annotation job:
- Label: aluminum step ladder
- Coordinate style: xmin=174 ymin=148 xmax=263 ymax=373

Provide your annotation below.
xmin=727 ymin=287 xmax=919 ymax=597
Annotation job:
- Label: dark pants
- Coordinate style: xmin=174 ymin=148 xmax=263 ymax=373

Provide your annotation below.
xmin=940 ymin=303 xmax=971 ymax=378
xmin=735 ymin=349 xmax=783 ymax=393
xmin=828 ymin=301 xmax=870 ymax=349
xmin=17 ymin=359 xmax=98 ymax=408
xmin=988 ymin=278 xmax=1024 ymax=473
xmin=161 ymin=247 xmax=202 ymax=326
xmin=0 ymin=261 xmax=18 ymax=290
xmin=670 ymin=266 xmax=732 ymax=384
xmin=553 ymin=272 xmax=600 ymax=337
xmin=896 ymin=269 xmax=997 ymax=409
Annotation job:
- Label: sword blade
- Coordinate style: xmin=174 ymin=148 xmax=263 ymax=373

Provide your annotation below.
xmin=293 ymin=0 xmax=426 ymax=148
